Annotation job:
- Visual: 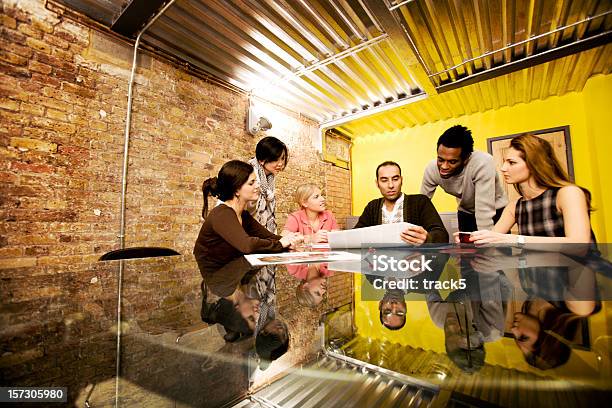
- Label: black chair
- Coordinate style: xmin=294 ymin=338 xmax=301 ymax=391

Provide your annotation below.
xmin=99 ymin=247 xmax=180 ymax=261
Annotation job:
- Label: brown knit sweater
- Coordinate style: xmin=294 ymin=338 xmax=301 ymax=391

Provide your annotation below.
xmin=354 ymin=194 xmax=449 ymax=243
xmin=194 ymin=204 xmax=285 ymax=273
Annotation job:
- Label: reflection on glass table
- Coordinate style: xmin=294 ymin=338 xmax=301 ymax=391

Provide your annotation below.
xmin=18 ymin=244 xmax=605 ymax=407
xmin=320 ymin=245 xmax=612 ymax=407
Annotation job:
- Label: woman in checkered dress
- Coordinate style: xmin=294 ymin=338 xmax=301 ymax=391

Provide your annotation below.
xmin=459 ymin=134 xmax=594 ymax=246
xmin=461 ymin=134 xmax=599 ymax=370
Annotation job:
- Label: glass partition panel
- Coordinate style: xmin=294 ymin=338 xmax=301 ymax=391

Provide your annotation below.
xmin=2 ymin=259 xmax=119 ymax=405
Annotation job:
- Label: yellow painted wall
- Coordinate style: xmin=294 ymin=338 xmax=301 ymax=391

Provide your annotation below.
xmin=351 ymin=74 xmax=611 ymax=242
xmin=582 ymin=74 xmax=612 ymax=243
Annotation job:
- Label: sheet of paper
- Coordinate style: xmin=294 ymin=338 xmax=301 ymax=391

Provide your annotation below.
xmin=244 ymin=251 xmax=361 ymax=267
xmin=327 ymin=222 xmax=417 ymax=249
xmin=310 ymin=243 xmax=331 ymax=250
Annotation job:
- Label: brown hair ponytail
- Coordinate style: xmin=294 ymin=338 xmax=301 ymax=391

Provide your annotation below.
xmin=200 ymin=160 xmax=255 ymax=219
xmin=201 ymin=177 xmax=218 ymax=218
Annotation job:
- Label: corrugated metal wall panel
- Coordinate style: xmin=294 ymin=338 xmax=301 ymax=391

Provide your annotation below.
xmin=389 ymin=0 xmax=611 ymax=90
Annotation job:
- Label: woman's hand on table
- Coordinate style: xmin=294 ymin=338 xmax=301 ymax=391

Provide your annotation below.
xmin=312 ymin=230 xmax=328 ymax=243
xmin=469 ymin=230 xmax=515 ymax=245
xmin=280 ymin=232 xmax=303 ymax=249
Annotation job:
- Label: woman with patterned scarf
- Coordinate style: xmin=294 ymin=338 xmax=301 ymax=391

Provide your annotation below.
xmin=248 ymin=136 xmax=289 ymax=233
xmin=248 ymin=137 xmax=290 ymax=335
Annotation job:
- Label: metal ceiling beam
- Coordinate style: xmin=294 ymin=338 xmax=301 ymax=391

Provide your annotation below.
xmin=55 ymin=0 xmax=120 ymax=25
xmin=361 ymin=0 xmax=433 ymax=95
xmin=291 ymin=34 xmax=388 ymax=78
xmin=112 ymin=0 xmax=169 ymax=38
xmin=436 ymin=30 xmax=612 ymax=93
xmin=320 ymin=92 xmax=426 ymax=128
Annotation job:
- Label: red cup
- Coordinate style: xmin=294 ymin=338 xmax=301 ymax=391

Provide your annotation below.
xmin=458 ymin=232 xmax=473 ymax=243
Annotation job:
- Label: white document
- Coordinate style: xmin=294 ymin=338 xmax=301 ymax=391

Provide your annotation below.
xmin=244 ymin=251 xmax=360 ymax=267
xmin=327 ymin=222 xmax=417 ymax=249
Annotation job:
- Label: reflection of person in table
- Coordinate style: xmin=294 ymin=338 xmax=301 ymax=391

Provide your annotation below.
xmin=509 ymin=296 xmax=600 ymax=370
xmin=363 ymin=251 xmax=449 ymax=330
xmin=200 ymin=257 xmax=264 ymax=341
xmin=282 ymin=183 xmax=339 ymax=245
xmin=426 ymin=269 xmax=511 ymax=372
xmin=289 ymin=263 xmax=332 ymax=308
xmin=378 ymin=287 xmax=407 ymax=330
xmin=471 ymin=248 xmax=601 ymax=369
xmin=509 ymin=261 xmax=600 ymax=369
xmin=439 ymin=303 xmax=486 ymax=373
xmin=256 ymin=319 xmax=290 ymax=370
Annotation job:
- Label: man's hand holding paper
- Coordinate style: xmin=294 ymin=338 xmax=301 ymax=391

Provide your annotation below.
xmin=400 ymin=225 xmax=428 ymax=245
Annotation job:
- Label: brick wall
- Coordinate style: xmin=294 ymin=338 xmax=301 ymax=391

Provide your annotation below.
xmin=325 ymin=163 xmax=352 ymax=230
xmin=0 ymin=0 xmax=352 ymax=403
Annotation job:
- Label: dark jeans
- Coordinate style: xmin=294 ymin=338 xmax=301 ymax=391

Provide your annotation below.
xmin=457 ymin=207 xmax=505 ymax=232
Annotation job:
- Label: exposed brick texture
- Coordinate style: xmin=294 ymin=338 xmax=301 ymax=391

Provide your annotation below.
xmin=0 ymin=0 xmax=352 ymax=404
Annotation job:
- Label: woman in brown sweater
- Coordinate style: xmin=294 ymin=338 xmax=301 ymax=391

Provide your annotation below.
xmin=194 ymin=160 xmax=300 ymax=273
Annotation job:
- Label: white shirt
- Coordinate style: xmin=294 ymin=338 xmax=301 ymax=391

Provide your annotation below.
xmin=381 ymin=194 xmax=404 ymax=224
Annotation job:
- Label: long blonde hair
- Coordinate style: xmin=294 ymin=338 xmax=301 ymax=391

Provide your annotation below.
xmin=509 ymin=134 xmax=592 ymax=210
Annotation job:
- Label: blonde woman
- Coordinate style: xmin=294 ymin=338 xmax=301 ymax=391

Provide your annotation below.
xmin=282 ymin=183 xmax=339 ymax=244
xmin=292 ymin=263 xmax=331 ymax=308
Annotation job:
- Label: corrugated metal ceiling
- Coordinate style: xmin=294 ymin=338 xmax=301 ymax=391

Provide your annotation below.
xmin=57 ymin=0 xmax=129 ymax=25
xmin=142 ymin=0 xmax=424 ymax=122
xmin=391 ymin=0 xmax=612 ymax=91
xmin=50 ymin=0 xmax=612 ymax=137
xmin=337 ymin=43 xmax=612 ymax=136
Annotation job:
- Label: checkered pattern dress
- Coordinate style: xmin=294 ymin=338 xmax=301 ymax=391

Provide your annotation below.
xmin=515 ymin=188 xmax=565 ymax=237
xmin=515 ymin=187 xmax=600 ymax=302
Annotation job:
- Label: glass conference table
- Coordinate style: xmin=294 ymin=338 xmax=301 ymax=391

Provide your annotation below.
xmin=3 ymin=245 xmax=611 ymax=407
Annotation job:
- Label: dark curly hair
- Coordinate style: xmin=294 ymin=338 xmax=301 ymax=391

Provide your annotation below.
xmin=437 ymin=125 xmax=474 ymax=160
